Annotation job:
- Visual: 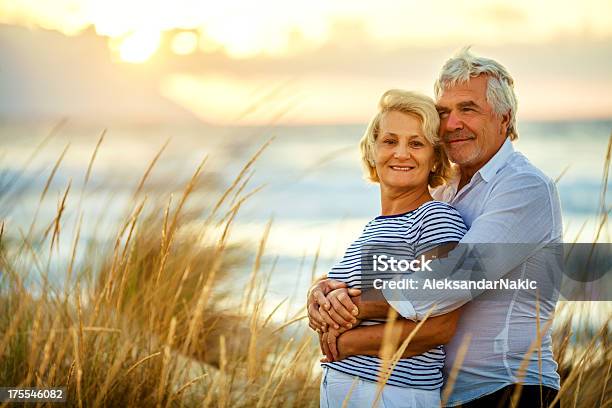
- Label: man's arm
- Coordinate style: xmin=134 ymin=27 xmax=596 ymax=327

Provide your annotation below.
xmin=336 ymin=308 xmax=462 ymax=359
xmin=310 ymin=243 xmax=462 ymax=325
xmin=351 ymin=242 xmax=460 ymax=320
xmin=383 ymin=173 xmax=559 ymax=320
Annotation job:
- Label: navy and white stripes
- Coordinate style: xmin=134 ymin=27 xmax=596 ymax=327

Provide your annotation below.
xmin=322 ymin=200 xmax=467 ymax=389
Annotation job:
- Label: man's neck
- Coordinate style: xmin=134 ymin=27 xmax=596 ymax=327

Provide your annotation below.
xmin=458 ymin=168 xmax=477 ymax=191
xmin=457 ymin=138 xmax=509 ymax=191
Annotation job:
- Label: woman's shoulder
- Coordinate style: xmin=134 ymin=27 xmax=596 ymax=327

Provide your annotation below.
xmin=410 ymin=201 xmax=467 ymax=250
xmin=414 ymin=200 xmax=463 ymax=219
xmin=409 ymin=200 xmax=467 ymax=231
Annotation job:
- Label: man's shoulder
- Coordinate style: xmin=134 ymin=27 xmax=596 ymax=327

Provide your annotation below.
xmin=497 ymin=151 xmax=557 ymax=191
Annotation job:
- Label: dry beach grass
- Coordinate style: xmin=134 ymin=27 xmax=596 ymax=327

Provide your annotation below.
xmin=0 ymin=128 xmax=610 ymax=407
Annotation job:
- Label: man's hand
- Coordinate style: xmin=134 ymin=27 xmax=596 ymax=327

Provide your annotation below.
xmin=319 ymin=288 xmax=360 ymax=330
xmin=319 ymin=331 xmax=333 ymax=362
xmin=320 ymin=330 xmax=339 ymax=363
xmin=319 ymin=319 xmax=360 ymax=362
xmin=307 ymin=278 xmax=359 ymax=331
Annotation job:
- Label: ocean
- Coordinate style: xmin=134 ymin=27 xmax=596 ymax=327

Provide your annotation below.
xmin=1 ymin=119 xmax=611 ymax=318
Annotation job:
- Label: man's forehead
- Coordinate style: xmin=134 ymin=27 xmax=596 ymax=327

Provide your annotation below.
xmin=436 ymin=76 xmax=489 ymax=106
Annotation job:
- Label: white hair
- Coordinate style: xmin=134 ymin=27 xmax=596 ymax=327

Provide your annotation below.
xmin=434 ymin=47 xmax=519 ymax=140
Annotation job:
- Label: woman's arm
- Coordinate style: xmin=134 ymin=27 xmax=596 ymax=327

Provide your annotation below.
xmin=335 ymin=307 xmax=462 ymax=360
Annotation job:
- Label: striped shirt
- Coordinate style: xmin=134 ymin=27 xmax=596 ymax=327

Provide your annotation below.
xmin=322 ymin=200 xmax=467 ymax=389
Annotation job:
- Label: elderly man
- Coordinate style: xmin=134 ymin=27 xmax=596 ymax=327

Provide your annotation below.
xmin=307 ymin=48 xmax=562 ymax=407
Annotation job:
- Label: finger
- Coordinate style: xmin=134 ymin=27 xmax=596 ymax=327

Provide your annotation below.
xmin=308 ymin=279 xmax=326 ymax=300
xmin=339 ymin=292 xmax=359 ymax=317
xmin=321 ymin=333 xmax=333 ymax=361
xmin=319 ymin=307 xmax=340 ymax=330
xmin=327 ymin=333 xmax=339 ymax=360
xmin=326 ymin=280 xmax=348 ymax=291
xmin=327 ymin=306 xmax=352 ymax=329
xmin=330 ymin=293 xmax=357 ymax=323
xmin=309 ymin=320 xmax=321 ymax=332
xmin=313 ymin=289 xmax=331 ymax=311
xmin=347 ymin=288 xmax=361 ymax=297
xmin=308 ymin=303 xmax=326 ymax=328
xmin=320 ymin=357 xmax=330 ymax=363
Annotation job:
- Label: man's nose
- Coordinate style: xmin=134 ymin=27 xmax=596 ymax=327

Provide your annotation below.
xmin=444 ymin=111 xmax=463 ymax=131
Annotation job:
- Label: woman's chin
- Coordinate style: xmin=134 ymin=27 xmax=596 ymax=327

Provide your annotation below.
xmin=381 ymin=177 xmax=426 ymax=190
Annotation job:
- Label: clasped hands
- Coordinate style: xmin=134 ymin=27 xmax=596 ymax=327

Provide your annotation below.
xmin=307 ymin=279 xmax=362 ymax=363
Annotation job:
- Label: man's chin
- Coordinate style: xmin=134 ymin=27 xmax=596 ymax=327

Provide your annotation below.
xmin=448 ymin=150 xmax=478 ymax=166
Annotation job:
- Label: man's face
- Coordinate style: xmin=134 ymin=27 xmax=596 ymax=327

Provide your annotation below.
xmin=436 ymin=74 xmax=509 ymax=174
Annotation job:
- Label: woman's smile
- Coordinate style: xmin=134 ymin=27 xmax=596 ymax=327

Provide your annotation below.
xmin=389 ymin=165 xmax=415 ymax=171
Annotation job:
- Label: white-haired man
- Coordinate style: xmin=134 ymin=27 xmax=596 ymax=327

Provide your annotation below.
xmin=307 ymin=48 xmax=562 ymax=407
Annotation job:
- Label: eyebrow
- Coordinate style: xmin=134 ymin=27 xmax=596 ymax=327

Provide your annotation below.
xmin=436 ymin=100 xmax=480 ymax=112
xmin=381 ymin=132 xmax=422 ymax=139
xmin=458 ymin=101 xmax=480 ymax=109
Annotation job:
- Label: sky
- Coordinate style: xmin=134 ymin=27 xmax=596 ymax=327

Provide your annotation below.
xmin=1 ymin=0 xmax=612 ymax=124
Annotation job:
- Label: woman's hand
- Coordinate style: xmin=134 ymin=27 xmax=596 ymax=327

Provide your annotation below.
xmin=318 ymin=287 xmax=361 ymax=330
xmin=307 ymin=278 xmax=359 ymax=331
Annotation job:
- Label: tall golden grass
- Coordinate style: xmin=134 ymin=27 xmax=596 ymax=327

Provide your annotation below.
xmin=0 ymin=129 xmax=611 ymax=407
xmin=0 ymin=131 xmax=320 ymax=407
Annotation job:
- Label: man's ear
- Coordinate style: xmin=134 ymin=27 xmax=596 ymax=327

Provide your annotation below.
xmin=500 ymin=112 xmax=511 ymax=136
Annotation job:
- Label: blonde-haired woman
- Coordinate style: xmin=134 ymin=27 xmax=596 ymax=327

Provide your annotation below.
xmin=317 ymin=89 xmax=467 ymax=407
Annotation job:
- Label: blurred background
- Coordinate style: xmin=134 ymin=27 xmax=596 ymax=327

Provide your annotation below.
xmin=1 ymin=0 xmax=611 ymax=314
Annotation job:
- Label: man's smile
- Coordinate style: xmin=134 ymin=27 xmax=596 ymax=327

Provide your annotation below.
xmin=446 ymin=137 xmax=475 ymax=145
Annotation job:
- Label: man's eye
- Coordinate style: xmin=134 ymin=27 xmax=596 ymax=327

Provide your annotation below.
xmin=438 ymin=112 xmax=448 ymax=118
xmin=461 ymin=107 xmax=474 ymax=112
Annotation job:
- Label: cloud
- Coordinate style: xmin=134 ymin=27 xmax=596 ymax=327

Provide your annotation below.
xmin=1 ymin=21 xmax=611 ymax=124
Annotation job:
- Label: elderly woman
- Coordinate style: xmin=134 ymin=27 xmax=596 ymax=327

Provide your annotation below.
xmin=311 ymin=89 xmax=467 ymax=407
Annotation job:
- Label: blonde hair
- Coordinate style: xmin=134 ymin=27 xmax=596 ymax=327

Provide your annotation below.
xmin=434 ymin=47 xmax=519 ymax=140
xmin=359 ymin=89 xmax=454 ymax=187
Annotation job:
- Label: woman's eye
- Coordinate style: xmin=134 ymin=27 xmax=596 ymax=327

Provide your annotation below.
xmin=410 ymin=141 xmax=424 ymax=147
xmin=383 ymin=139 xmax=396 ymax=145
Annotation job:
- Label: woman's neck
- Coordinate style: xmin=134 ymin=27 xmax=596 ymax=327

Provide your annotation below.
xmin=380 ymin=185 xmax=433 ymax=216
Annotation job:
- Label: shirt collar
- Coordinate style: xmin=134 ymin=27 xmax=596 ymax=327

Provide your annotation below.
xmin=476 ymin=137 xmax=514 ymax=183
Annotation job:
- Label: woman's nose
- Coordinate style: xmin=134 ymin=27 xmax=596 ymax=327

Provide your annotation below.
xmin=393 ymin=143 xmax=411 ymax=159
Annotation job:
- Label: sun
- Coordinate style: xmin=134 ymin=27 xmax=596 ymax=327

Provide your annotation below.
xmin=115 ymin=30 xmax=161 ymax=63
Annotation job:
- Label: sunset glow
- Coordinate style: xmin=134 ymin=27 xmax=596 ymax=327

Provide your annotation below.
xmin=3 ymin=0 xmax=612 ymax=62
xmin=112 ymin=30 xmax=161 ymax=63
xmin=0 ymin=0 xmax=611 ymax=123
xmin=171 ymin=31 xmax=198 ymax=55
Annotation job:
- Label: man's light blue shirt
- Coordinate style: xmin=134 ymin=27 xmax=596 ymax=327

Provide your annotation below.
xmin=382 ymin=138 xmax=563 ymax=406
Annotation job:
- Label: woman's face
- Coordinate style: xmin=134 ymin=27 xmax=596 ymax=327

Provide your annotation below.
xmin=374 ymin=111 xmax=436 ymax=191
